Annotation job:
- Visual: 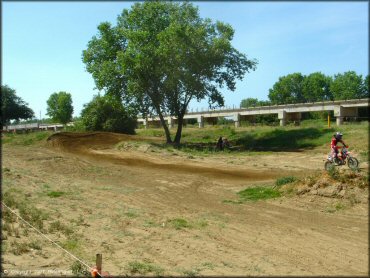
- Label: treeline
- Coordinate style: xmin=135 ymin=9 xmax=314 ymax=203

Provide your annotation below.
xmin=239 ymin=71 xmax=369 ymax=124
xmin=241 ymin=71 xmax=369 ymax=107
xmin=1 ymin=86 xmax=137 ymax=134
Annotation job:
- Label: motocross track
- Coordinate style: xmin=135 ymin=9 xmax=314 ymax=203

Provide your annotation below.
xmin=2 ymin=132 xmax=368 ymax=276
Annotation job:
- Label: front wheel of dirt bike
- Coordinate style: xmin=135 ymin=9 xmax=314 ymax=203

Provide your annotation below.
xmin=325 ymin=161 xmax=335 ymax=171
xmin=347 ymin=157 xmax=359 ymax=170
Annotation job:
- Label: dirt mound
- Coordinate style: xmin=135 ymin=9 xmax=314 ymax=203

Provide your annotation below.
xmin=47 ymin=132 xmax=134 ymax=148
xmin=282 ymin=170 xmax=368 ymax=203
xmin=47 ymin=132 xmax=281 ymax=181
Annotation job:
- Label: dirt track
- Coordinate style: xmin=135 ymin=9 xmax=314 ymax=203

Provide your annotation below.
xmin=47 ymin=132 xmax=286 ymax=181
xmin=2 ymin=132 xmax=368 ymax=276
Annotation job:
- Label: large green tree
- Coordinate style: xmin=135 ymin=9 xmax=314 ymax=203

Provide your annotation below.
xmin=81 ymin=95 xmax=137 ymax=134
xmin=330 ymin=71 xmax=366 ymax=100
xmin=302 ymin=72 xmax=333 ymax=102
xmin=82 ymin=1 xmax=256 ymax=144
xmin=268 ymin=73 xmax=305 ymax=104
xmin=46 ymin=91 xmax=73 ymax=125
xmin=1 ymin=85 xmax=34 ymax=127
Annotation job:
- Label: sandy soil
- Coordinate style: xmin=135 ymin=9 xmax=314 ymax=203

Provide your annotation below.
xmin=2 ymin=132 xmax=368 ymax=276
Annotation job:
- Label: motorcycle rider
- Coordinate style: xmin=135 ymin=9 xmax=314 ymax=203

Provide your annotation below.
xmin=331 ymin=132 xmax=348 ymax=164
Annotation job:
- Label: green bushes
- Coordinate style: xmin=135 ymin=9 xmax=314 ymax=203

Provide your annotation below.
xmin=275 ymin=176 xmax=297 ymax=186
xmin=81 ymin=95 xmax=137 ymax=134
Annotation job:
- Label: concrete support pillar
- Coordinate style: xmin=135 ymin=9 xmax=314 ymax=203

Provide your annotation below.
xmin=336 ymin=117 xmax=343 ymax=126
xmin=334 ymin=106 xmax=343 ymax=126
xmin=278 ymin=110 xmax=286 ymax=126
xmin=197 ymin=116 xmax=204 ymax=128
xmin=334 ymin=106 xmax=358 ymax=126
xmin=143 ymin=120 xmax=147 ymax=129
xmin=233 ymin=113 xmax=240 ymax=128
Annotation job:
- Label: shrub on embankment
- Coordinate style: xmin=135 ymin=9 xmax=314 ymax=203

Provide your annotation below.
xmin=81 ymin=95 xmax=137 ymax=134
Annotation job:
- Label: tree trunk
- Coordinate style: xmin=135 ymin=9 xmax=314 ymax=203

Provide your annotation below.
xmin=158 ymin=113 xmax=172 ymax=144
xmin=174 ymin=115 xmax=184 ymax=145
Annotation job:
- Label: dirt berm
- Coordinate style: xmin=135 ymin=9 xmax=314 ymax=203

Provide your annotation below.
xmin=47 ymin=132 xmax=283 ymax=181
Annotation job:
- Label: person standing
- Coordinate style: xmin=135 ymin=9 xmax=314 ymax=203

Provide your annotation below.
xmin=216 ymin=136 xmax=224 ymax=150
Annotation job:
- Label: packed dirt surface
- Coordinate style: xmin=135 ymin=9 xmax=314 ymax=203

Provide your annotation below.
xmin=2 ymin=132 xmax=368 ymax=276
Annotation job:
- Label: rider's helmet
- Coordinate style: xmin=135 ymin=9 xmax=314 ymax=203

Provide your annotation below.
xmin=335 ymin=132 xmax=343 ymax=140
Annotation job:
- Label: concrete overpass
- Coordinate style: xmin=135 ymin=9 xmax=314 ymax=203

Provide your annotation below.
xmin=138 ymin=98 xmax=369 ymax=128
xmin=3 ymin=123 xmax=72 ymax=132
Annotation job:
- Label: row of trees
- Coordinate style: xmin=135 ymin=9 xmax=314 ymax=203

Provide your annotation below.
xmin=1 ymin=85 xmax=136 ymax=134
xmin=1 ymin=87 xmax=74 ymax=127
xmin=239 ymin=71 xmax=369 ymax=124
xmin=266 ymin=71 xmax=369 ymax=106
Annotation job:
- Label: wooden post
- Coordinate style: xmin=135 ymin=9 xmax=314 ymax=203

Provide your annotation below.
xmin=328 ymin=114 xmax=330 ymax=128
xmin=96 ymin=253 xmax=102 ymax=277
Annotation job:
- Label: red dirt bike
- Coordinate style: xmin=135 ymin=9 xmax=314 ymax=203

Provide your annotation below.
xmin=324 ymin=146 xmax=359 ymax=171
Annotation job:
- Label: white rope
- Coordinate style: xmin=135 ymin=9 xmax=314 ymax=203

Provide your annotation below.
xmin=1 ymin=201 xmax=103 ymax=277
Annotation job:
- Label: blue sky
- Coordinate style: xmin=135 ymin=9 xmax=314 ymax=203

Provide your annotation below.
xmin=2 ymin=1 xmax=368 ymax=119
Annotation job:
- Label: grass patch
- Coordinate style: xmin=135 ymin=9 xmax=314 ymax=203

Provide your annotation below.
xmin=222 ymin=199 xmax=242 ymax=204
xmin=136 ymin=121 xmax=368 ymax=155
xmin=28 ymin=240 xmax=42 ymax=250
xmin=201 ymin=262 xmax=215 ymax=270
xmin=126 ymin=261 xmax=164 ymax=275
xmin=6 ymin=195 xmax=49 ymax=230
xmin=194 ymin=219 xmax=208 ymax=229
xmin=275 ymin=176 xmax=297 ymax=187
xmin=348 ymin=194 xmax=361 ymax=206
xmin=143 ymin=220 xmax=160 ymax=228
xmin=335 ymin=202 xmax=345 ymax=210
xmin=2 ymin=131 xmax=51 ymax=146
xmin=10 ymin=241 xmax=30 ymax=255
xmin=326 ymin=202 xmax=345 ymax=213
xmin=48 ymin=220 xmax=74 ymax=236
xmin=124 ymin=208 xmax=140 ymax=218
xmin=237 ymin=186 xmax=281 ymax=201
xmin=61 ymin=238 xmax=80 ymax=252
xmin=328 ymin=167 xmax=340 ymax=180
xmin=167 ymin=218 xmax=192 ymax=230
xmin=47 ymin=191 xmax=65 ymax=198
xmin=181 ymin=267 xmax=201 ymax=277
xmin=70 ymin=261 xmax=90 ymax=276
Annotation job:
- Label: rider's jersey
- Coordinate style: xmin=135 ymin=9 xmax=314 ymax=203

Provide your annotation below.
xmin=331 ymin=137 xmax=346 ymax=149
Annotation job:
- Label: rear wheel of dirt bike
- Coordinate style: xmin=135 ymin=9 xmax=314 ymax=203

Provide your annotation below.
xmin=347 ymin=157 xmax=359 ymax=170
xmin=325 ymin=161 xmax=335 ymax=171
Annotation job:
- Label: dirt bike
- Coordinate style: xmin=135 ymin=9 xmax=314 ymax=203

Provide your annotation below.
xmin=324 ymin=146 xmax=359 ymax=171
